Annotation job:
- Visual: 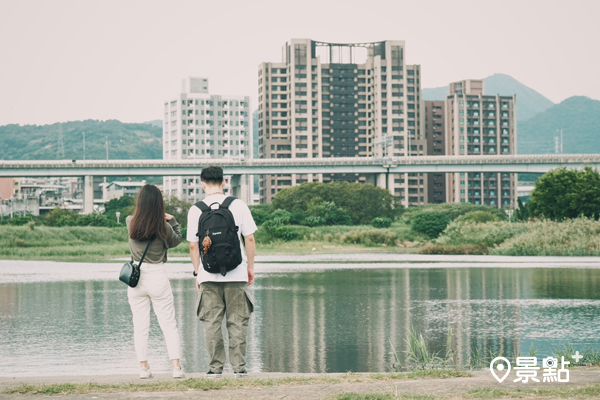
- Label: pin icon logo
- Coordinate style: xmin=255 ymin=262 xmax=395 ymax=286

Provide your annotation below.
xmin=490 ymin=357 xmax=511 ymax=383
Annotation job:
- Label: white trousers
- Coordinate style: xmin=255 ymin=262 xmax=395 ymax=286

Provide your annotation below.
xmin=127 ymin=263 xmax=181 ymax=361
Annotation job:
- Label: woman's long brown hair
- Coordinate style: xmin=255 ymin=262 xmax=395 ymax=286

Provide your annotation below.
xmin=129 ymin=184 xmax=167 ymax=241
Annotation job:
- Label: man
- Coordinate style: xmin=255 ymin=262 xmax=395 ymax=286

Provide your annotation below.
xmin=188 ymin=166 xmax=257 ymax=378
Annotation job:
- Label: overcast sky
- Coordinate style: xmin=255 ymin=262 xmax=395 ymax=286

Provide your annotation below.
xmin=0 ymin=0 xmax=599 ymax=126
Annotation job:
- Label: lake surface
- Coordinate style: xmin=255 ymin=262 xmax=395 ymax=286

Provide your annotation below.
xmin=1 ymin=257 xmax=600 ymax=376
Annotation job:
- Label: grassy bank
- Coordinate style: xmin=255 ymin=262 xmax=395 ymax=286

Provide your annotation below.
xmin=3 ymin=217 xmax=600 ymax=261
xmin=0 ymin=222 xmax=425 ymax=261
xmin=1 ymin=371 xmax=469 ymax=395
xmin=421 ymin=218 xmax=600 ymax=256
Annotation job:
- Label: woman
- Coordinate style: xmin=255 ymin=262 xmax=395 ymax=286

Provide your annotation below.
xmin=126 ymin=184 xmax=184 ymax=379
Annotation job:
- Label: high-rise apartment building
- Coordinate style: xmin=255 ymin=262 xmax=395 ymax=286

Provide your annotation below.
xmin=257 ymin=39 xmax=426 ymax=206
xmin=162 ymin=77 xmax=251 ymax=202
xmin=445 ymin=79 xmax=517 ymax=207
xmin=425 ymin=100 xmax=446 ymax=203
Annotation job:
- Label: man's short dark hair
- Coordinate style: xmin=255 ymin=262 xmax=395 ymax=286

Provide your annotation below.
xmin=201 ymin=166 xmax=224 ymax=185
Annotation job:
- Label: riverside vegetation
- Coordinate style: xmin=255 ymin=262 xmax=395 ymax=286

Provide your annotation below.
xmin=3 ymin=167 xmax=600 ymax=260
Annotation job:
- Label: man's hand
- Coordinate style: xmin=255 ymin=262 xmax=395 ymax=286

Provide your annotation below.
xmin=196 ymin=279 xmax=200 ymax=292
xmin=247 ymin=264 xmax=255 ymax=285
xmin=165 ymin=213 xmax=174 ymax=221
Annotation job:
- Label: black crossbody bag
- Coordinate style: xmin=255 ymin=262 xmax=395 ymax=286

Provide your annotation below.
xmin=119 ymin=238 xmax=154 ymax=288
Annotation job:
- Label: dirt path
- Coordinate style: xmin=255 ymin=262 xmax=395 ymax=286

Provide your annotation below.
xmin=1 ymin=370 xmax=600 ymax=399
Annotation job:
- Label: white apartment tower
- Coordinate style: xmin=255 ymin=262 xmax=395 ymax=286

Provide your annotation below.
xmin=445 ymin=79 xmax=517 ymax=207
xmin=257 ymin=39 xmax=426 ymax=206
xmin=163 ymin=77 xmax=251 ymax=202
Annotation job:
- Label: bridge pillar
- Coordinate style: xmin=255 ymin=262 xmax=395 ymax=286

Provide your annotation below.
xmin=229 ymin=174 xmax=251 ymax=204
xmin=83 ymin=175 xmax=94 ymax=214
xmin=373 ymin=173 xmax=394 ymax=196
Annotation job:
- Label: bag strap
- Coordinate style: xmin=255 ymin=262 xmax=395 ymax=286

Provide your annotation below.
xmin=138 ymin=238 xmax=154 ymax=267
xmin=220 ymin=196 xmax=237 ymax=209
xmin=195 ymin=201 xmax=210 ymax=212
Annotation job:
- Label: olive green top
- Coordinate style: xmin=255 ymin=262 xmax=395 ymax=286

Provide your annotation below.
xmin=126 ymin=215 xmax=182 ymax=264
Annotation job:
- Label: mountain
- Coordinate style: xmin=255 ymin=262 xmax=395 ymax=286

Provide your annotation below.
xmin=423 ymin=73 xmax=555 ymax=121
xmin=518 ymin=96 xmax=600 ymax=154
xmin=0 ymin=120 xmax=162 ymax=160
xmin=144 ymin=120 xmax=163 ymax=128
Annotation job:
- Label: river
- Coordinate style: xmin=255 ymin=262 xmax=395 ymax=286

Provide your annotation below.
xmin=1 ymin=255 xmax=599 ymax=376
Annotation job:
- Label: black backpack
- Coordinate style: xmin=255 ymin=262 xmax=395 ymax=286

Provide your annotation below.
xmin=195 ymin=196 xmax=243 ymax=276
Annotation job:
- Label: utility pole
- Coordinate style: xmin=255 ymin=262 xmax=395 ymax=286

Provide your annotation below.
xmin=83 ymin=131 xmax=86 ymax=160
xmin=57 ymin=123 xmax=65 ymax=159
xmin=560 ymin=129 xmax=564 ymax=153
xmin=556 ymin=129 xmax=564 ymax=153
xmin=105 ymin=137 xmax=109 ymax=160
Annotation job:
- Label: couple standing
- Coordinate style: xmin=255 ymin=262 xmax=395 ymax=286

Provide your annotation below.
xmin=125 ymin=166 xmax=257 ymax=379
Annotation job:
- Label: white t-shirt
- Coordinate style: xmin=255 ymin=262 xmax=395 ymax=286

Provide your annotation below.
xmin=187 ymin=194 xmax=257 ymax=284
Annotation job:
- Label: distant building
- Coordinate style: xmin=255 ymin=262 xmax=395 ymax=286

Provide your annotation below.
xmin=445 ymin=79 xmax=517 ymax=207
xmin=102 ymin=181 xmax=146 ymax=201
xmin=257 ymin=39 xmax=425 ymax=206
xmin=0 ymin=178 xmax=19 ymax=200
xmin=424 ymin=101 xmax=446 ymax=203
xmin=162 ymin=77 xmax=252 ymax=203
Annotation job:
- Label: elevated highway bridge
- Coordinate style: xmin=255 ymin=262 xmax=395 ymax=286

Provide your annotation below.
xmin=2 ymin=154 xmax=599 ymax=213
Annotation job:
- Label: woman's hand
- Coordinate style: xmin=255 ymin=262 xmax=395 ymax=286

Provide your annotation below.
xmin=165 ymin=213 xmax=174 ymax=221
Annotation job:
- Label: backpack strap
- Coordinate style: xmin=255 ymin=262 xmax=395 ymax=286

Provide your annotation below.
xmin=195 ymin=201 xmax=210 ymax=212
xmin=220 ymin=196 xmax=237 ymax=209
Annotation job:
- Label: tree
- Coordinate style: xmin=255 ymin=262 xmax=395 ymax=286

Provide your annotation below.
xmin=44 ymin=207 xmax=79 ymax=226
xmin=271 ymin=182 xmax=402 ymax=225
xmin=529 ymin=166 xmax=600 ymax=220
xmin=411 ymin=212 xmax=451 ymax=238
xmin=164 ymin=196 xmax=193 ymax=229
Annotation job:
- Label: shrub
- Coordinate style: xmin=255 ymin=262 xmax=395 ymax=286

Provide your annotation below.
xmin=262 ymin=219 xmax=297 ymax=241
xmin=419 ymin=243 xmax=489 ymax=255
xmin=454 ymin=211 xmax=501 ymax=224
xmin=371 ymin=217 xmax=393 ymax=228
xmin=341 ymin=229 xmax=397 ymax=246
xmin=44 ymin=207 xmax=79 ymax=227
xmin=271 ymin=181 xmax=402 ymax=224
xmin=249 ymin=204 xmax=272 ymax=226
xmin=77 ymin=213 xmax=112 ymax=227
xmin=403 ymin=203 xmax=506 ymax=222
xmin=289 ymin=210 xmax=306 ymax=225
xmin=411 ymin=212 xmax=451 ymax=238
xmin=4 ymin=216 xmax=35 ymax=226
xmin=269 ymin=209 xmax=292 ymax=224
xmin=307 ymin=201 xmax=353 ymax=226
xmin=438 ymin=220 xmax=528 ymax=248
xmin=302 ymin=216 xmax=326 ymax=227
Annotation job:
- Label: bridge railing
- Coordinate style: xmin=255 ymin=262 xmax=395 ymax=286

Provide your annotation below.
xmin=2 ymin=154 xmax=600 ymax=169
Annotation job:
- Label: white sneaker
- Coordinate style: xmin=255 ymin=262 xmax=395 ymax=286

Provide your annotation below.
xmin=139 ymin=367 xmax=153 ymax=379
xmin=173 ymin=366 xmax=185 ymax=379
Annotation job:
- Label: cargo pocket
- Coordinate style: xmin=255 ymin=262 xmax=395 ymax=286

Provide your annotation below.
xmin=196 ymin=287 xmax=207 ymax=321
xmin=244 ymin=287 xmax=255 ymax=315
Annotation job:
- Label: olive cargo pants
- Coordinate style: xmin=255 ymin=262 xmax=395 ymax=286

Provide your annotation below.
xmin=196 ymin=281 xmax=255 ymax=373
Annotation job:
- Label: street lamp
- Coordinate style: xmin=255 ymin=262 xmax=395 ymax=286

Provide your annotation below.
xmin=505 ymin=208 xmax=514 ymax=223
xmin=116 ymin=211 xmax=121 ymax=224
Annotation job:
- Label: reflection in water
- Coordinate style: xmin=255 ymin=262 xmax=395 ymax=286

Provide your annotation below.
xmin=1 ymin=267 xmax=599 ymax=376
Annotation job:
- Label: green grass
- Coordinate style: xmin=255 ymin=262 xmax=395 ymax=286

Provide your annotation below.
xmin=0 ymin=223 xmax=423 ymax=262
xmin=421 ymin=217 xmax=600 ymax=257
xmin=0 ymin=371 xmax=470 ymax=395
xmin=329 ymin=384 xmax=600 ymax=400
